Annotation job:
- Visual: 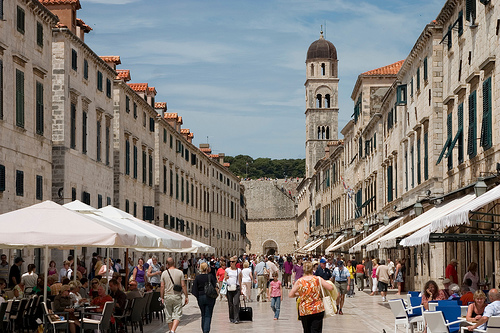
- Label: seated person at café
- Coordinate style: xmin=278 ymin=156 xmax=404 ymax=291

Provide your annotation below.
xmin=112 ymin=272 xmax=124 ymax=291
xmin=126 ymin=280 xmax=142 ymax=300
xmin=32 ymin=275 xmax=50 ymax=296
xmin=422 ymin=280 xmax=447 ymax=310
xmin=466 ymin=290 xmax=487 ymax=324
xmin=79 ymin=278 xmax=89 ymax=299
xmin=467 ymin=289 xmax=500 ymax=332
xmin=91 ymin=284 xmax=113 ymax=312
xmin=0 ymin=278 xmax=7 ymax=297
xmin=49 ymin=275 xmax=62 ymax=295
xmin=13 ymin=281 xmax=25 ymax=299
xmin=442 ymin=278 xmax=452 ymax=298
xmin=109 ymin=279 xmax=127 ymax=316
xmin=461 ymin=285 xmax=475 ymax=305
xmin=69 ymin=281 xmax=87 ymax=307
xmin=448 ymin=283 xmax=461 ymax=300
xmin=54 ymin=285 xmax=79 ymax=333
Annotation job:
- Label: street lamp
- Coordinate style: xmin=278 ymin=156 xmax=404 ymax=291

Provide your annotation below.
xmin=414 ymin=201 xmax=424 ymax=216
xmin=344 ymin=229 xmax=349 ymax=237
xmin=363 ymin=221 xmax=369 ymax=232
xmin=383 ymin=215 xmax=390 ymax=226
xmin=474 ymin=177 xmax=487 ymax=197
xmin=352 ymin=228 xmax=357 ymax=236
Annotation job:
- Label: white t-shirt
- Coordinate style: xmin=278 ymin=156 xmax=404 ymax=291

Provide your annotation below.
xmin=241 ymin=268 xmax=252 ymax=283
xmin=225 ymin=268 xmax=240 ymax=286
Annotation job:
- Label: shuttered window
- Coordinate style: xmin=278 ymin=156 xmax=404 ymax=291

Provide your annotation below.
xmin=0 ymin=60 xmax=3 ymax=119
xmin=98 ymin=195 xmax=103 ymax=208
xmin=96 ymin=120 xmax=101 ymax=161
xmin=0 ymin=165 xmax=5 ymax=192
xmin=37 ymin=22 xmax=43 ymax=47
xmin=17 ymin=6 xmax=25 ymax=34
xmin=70 ymin=103 xmax=76 ymax=149
xmin=125 ymin=95 xmax=130 ymax=113
xmin=149 ymin=117 xmax=155 ymax=132
xmin=397 ymin=85 xmax=407 ymax=105
xmin=170 ymin=170 xmax=173 ymax=197
xmin=424 ymin=132 xmax=429 ymax=180
xmin=105 ymin=125 xmax=110 ymax=165
xmin=0 ymin=0 xmax=3 ymax=20
xmin=106 ymin=78 xmax=111 ymax=98
xmin=423 ymin=57 xmax=428 ymax=81
xmin=417 ymin=138 xmax=421 ymax=185
xmin=16 ymin=69 xmax=24 ymax=128
xmin=447 ymin=113 xmax=453 ymax=170
xmin=466 ymin=0 xmax=476 ymax=22
xmin=480 ymin=77 xmax=492 ymax=150
xmin=125 ymin=140 xmax=130 ymax=175
xmin=97 ymin=71 xmax=103 ymax=91
xmin=36 ymin=175 xmax=43 ymax=200
xmin=16 ymin=170 xmax=24 ymax=196
xmin=437 ymin=113 xmax=452 ymax=165
xmin=387 ymin=166 xmax=393 ymax=203
xmin=35 ymin=81 xmax=44 ymax=135
xmin=142 ymin=150 xmax=147 ymax=184
xmin=163 ymin=165 xmax=167 ymax=194
xmin=71 ymin=49 xmax=77 ymax=71
xmin=416 ymin=68 xmax=421 ymax=91
xmin=83 ymin=59 xmax=88 ymax=80
xmin=133 ymin=145 xmax=138 ymax=179
xmin=82 ymin=112 xmax=87 ymax=154
xmin=447 ymin=104 xmax=464 ymax=162
xmin=148 ymin=154 xmax=153 ymax=187
xmin=467 ymin=91 xmax=477 ymax=157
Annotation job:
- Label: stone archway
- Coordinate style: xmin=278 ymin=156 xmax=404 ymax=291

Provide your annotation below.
xmin=262 ymin=239 xmax=278 ymax=256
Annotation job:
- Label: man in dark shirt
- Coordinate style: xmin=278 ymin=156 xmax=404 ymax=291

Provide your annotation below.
xmin=314 ymin=258 xmax=332 ymax=280
xmin=9 ymin=257 xmax=23 ymax=288
xmin=109 ymin=279 xmax=127 ymax=315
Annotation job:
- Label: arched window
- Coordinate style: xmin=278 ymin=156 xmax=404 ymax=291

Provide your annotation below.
xmin=310 ymin=64 xmax=314 ymax=76
xmin=321 ymin=63 xmax=326 ymax=76
xmin=317 ymin=127 xmax=321 ymax=139
xmin=316 ymin=94 xmax=322 ymax=108
xmin=326 ymin=126 xmax=330 ymax=139
xmin=322 ymin=126 xmax=325 ymax=139
xmin=325 ymin=94 xmax=331 ymax=108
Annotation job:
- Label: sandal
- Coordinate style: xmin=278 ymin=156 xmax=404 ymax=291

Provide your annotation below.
xmin=339 ymin=309 xmax=343 ymax=315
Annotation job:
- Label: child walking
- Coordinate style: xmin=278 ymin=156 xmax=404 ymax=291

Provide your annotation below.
xmin=267 ymin=271 xmax=283 ymax=320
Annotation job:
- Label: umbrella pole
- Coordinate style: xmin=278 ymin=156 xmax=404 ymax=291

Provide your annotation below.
xmin=125 ymin=248 xmax=129 ymax=291
xmin=73 ymin=246 xmax=77 ymax=283
xmin=105 ymin=247 xmax=110 ymax=294
xmin=43 ymin=245 xmax=48 ymax=303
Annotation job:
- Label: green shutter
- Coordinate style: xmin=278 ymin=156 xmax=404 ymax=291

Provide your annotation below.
xmin=387 ymin=166 xmax=393 ymax=202
xmin=133 ymin=145 xmax=138 ymax=179
xmin=424 ymin=132 xmax=429 ymax=180
xmin=82 ymin=112 xmax=87 ymax=154
xmin=458 ymin=103 xmax=464 ymax=164
xmin=0 ymin=164 xmax=5 ymax=192
xmin=466 ymin=0 xmax=476 ymax=22
xmin=125 ymin=140 xmax=130 ymax=175
xmin=36 ymin=81 xmax=44 ymax=135
xmin=417 ymin=138 xmax=421 ymax=185
xmin=480 ymin=77 xmax=492 ymax=150
xmin=96 ymin=120 xmax=101 ymax=160
xmin=37 ymin=22 xmax=43 ymax=47
xmin=16 ymin=69 xmax=24 ymax=128
xmin=0 ymin=60 xmax=3 ymax=119
xmin=423 ymin=57 xmax=428 ymax=81
xmin=142 ymin=151 xmax=147 ymax=183
xmin=436 ymin=113 xmax=452 ymax=165
xmin=70 ymin=103 xmax=76 ymax=148
xmin=417 ymin=68 xmax=421 ymax=90
xmin=468 ymin=91 xmax=477 ymax=157
xmin=447 ymin=106 xmax=463 ymax=159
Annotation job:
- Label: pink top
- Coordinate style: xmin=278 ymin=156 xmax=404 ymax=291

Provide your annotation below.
xmin=270 ymin=280 xmax=282 ymax=298
xmin=372 ymin=267 xmax=377 ymax=278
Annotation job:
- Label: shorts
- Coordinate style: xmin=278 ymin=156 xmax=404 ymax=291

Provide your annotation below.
xmin=335 ymin=281 xmax=348 ymax=295
xmin=378 ymin=281 xmax=388 ymax=292
xmin=164 ymin=294 xmax=183 ymax=323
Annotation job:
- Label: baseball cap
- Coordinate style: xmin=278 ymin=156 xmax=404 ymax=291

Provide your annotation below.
xmin=14 ymin=257 xmax=24 ymax=264
xmin=451 ymin=259 xmax=458 ymax=263
xmin=320 ymin=258 xmax=327 ymax=264
xmin=336 ymin=260 xmax=344 ymax=266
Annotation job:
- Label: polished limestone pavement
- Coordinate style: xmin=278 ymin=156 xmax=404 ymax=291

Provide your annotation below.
xmin=145 ymin=286 xmax=411 ymax=333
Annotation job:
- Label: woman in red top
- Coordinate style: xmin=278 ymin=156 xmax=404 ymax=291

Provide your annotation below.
xmin=355 ymin=259 xmax=366 ymax=291
xmin=421 ymin=280 xmax=447 ymax=310
xmin=216 ymin=261 xmax=226 ymax=301
xmin=91 ymin=284 xmax=113 ymax=312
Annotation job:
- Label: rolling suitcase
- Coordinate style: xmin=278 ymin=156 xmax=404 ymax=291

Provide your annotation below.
xmin=239 ymin=297 xmax=253 ymax=321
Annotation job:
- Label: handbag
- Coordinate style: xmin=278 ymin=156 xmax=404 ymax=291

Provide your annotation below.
xmin=204 ymin=274 xmax=218 ymax=299
xmin=166 ymin=268 xmax=183 ymax=292
xmin=319 ymin=277 xmax=336 ymax=318
xmin=219 ymin=281 xmax=228 ymax=295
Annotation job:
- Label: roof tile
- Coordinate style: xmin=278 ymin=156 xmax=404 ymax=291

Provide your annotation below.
xmin=155 ymin=102 xmax=167 ymax=109
xmin=100 ymin=56 xmax=121 ymax=65
xmin=76 ymin=18 xmax=92 ymax=32
xmin=116 ymin=69 xmax=131 ymax=81
xmin=362 ymin=60 xmax=404 ymax=76
xmin=40 ymin=0 xmax=81 ymax=9
xmin=127 ymin=83 xmax=148 ymax=92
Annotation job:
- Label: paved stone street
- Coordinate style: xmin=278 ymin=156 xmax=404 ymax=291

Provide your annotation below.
xmin=145 ymin=286 xmax=409 ymax=333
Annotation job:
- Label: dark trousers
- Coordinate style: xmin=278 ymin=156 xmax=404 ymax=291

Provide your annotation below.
xmin=300 ymin=311 xmax=324 ymax=333
xmin=197 ymin=294 xmax=216 ymax=333
xmin=227 ymin=287 xmax=241 ymax=322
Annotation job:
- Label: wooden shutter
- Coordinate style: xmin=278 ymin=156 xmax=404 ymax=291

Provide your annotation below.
xmin=466 ymin=0 xmax=476 ymax=22
xmin=417 ymin=138 xmax=421 ymax=185
xmin=125 ymin=140 xmax=130 ymax=175
xmin=82 ymin=112 xmax=87 ymax=154
xmin=387 ymin=166 xmax=393 ymax=202
xmin=70 ymin=103 xmax=76 ymax=148
xmin=0 ymin=164 xmax=5 ymax=192
xmin=16 ymin=69 xmax=24 ymax=128
xmin=424 ymin=132 xmax=429 ymax=180
xmin=16 ymin=170 xmax=24 ymax=196
xmin=480 ymin=77 xmax=492 ymax=149
xmin=458 ymin=103 xmax=464 ymax=164
xmin=0 ymin=60 xmax=3 ymax=119
xmin=36 ymin=82 xmax=44 ymax=135
xmin=36 ymin=175 xmax=43 ymax=200
xmin=423 ymin=57 xmax=428 ymax=81
xmin=467 ymin=91 xmax=477 ymax=157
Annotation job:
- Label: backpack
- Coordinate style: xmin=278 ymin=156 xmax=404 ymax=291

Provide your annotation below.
xmin=263 ymin=263 xmax=270 ymax=279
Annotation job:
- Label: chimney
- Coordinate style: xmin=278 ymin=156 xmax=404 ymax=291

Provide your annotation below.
xmin=199 ymin=143 xmax=211 ymax=156
xmin=76 ymin=18 xmax=92 ymax=42
xmin=218 ymin=153 xmax=225 ymax=165
xmin=100 ymin=56 xmax=121 ymax=71
xmin=154 ymin=102 xmax=167 ymax=117
xmin=164 ymin=113 xmax=178 ymax=129
xmin=41 ymin=0 xmax=81 ymax=35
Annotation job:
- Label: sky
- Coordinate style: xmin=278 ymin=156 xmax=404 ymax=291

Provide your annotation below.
xmin=80 ymin=0 xmax=445 ymax=159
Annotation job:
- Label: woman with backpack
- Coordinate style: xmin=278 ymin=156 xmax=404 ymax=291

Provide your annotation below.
xmin=192 ymin=262 xmax=218 ymax=333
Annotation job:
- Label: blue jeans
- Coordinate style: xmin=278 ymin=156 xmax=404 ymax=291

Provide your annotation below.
xmin=197 ymin=294 xmax=216 ymax=333
xmin=271 ymin=297 xmax=281 ymax=319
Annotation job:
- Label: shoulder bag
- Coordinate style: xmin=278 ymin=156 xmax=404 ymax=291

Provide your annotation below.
xmin=204 ymin=274 xmax=218 ymax=299
xmin=167 ymin=269 xmax=183 ymax=292
xmin=319 ymin=277 xmax=335 ymax=318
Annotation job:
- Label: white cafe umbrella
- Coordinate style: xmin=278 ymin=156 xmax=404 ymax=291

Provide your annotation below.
xmin=0 ymin=201 xmax=138 ymax=301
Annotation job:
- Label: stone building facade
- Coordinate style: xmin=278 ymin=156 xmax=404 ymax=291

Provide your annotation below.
xmin=0 ymin=0 xmax=58 ymax=214
xmin=243 ymin=179 xmax=298 ymax=255
xmin=0 ymin=0 xmax=247 ymax=266
xmin=299 ymin=0 xmax=500 ymax=291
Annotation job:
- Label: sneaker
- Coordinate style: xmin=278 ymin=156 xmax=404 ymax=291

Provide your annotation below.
xmin=234 ymin=321 xmax=239 ymax=324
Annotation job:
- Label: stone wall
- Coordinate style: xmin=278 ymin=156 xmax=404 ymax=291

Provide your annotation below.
xmin=242 ymin=179 xmax=296 ymax=220
xmin=245 ymin=218 xmax=296 ymax=255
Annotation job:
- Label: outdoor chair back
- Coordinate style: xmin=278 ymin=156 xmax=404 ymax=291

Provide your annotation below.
xmin=436 ymin=306 xmax=461 ymax=332
xmin=484 ymin=315 xmax=500 ymax=332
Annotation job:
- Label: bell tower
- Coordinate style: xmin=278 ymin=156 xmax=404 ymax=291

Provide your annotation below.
xmin=305 ymin=30 xmax=339 ymax=178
